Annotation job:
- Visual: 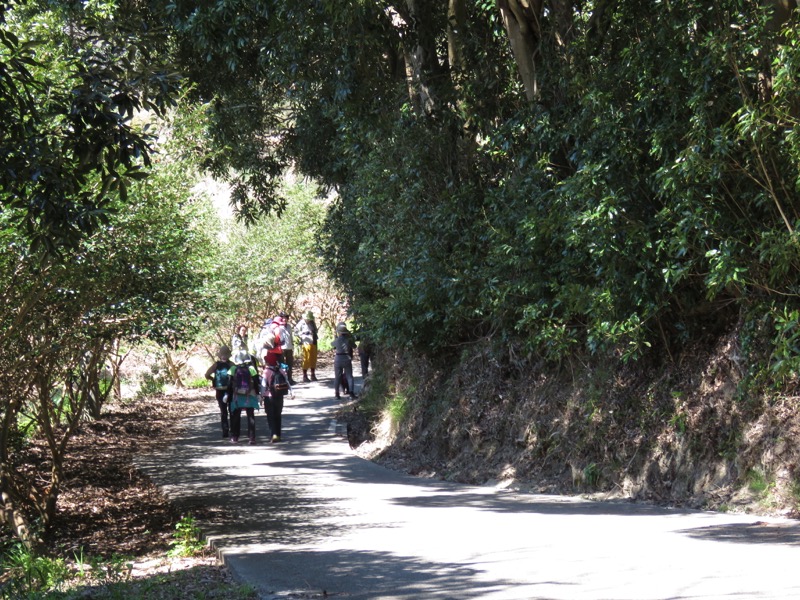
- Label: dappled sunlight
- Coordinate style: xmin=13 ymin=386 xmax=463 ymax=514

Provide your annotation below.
xmin=137 ymin=372 xmax=800 ymax=600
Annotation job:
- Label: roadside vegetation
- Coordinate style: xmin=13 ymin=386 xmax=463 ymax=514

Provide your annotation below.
xmin=4 ymin=0 xmax=800 ymax=595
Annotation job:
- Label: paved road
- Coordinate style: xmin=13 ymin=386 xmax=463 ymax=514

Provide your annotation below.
xmin=137 ymin=372 xmax=800 ymax=600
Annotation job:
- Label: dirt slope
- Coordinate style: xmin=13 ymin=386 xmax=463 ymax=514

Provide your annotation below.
xmin=347 ymin=332 xmax=800 ymax=518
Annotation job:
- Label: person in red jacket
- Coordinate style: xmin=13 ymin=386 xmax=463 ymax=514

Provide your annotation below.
xmin=265 ymin=315 xmax=285 ymax=366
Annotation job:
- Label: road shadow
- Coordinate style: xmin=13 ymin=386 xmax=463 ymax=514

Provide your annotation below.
xmin=138 ymin=372 xmax=800 ymax=600
xmin=223 ymin=548 xmax=575 ymax=600
xmin=677 ymin=520 xmax=800 ymax=546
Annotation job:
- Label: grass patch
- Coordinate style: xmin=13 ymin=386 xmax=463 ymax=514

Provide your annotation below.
xmin=0 ymin=543 xmax=69 ymax=598
xmin=186 ymin=376 xmax=211 ymax=390
xmin=356 ymin=369 xmax=389 ymax=418
xmin=746 ymin=467 xmax=771 ymax=496
xmin=386 ymin=391 xmax=410 ymax=429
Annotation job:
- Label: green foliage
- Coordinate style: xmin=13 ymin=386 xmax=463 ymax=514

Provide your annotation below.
xmin=158 ymin=0 xmax=800 ymax=388
xmin=355 ymin=368 xmax=389 ymax=421
xmin=187 ymin=376 xmax=211 ymax=390
xmin=386 ymin=391 xmax=411 ymax=430
xmin=0 ymin=543 xmax=68 ymax=598
xmin=0 ymin=0 xmax=180 ymax=254
xmin=135 ymin=373 xmax=166 ymax=401
xmin=0 ymin=3 xmax=211 ymax=547
xmin=201 ymin=178 xmax=336 ymax=342
xmin=167 ymin=514 xmax=206 ymax=558
xmin=0 ymin=544 xmax=259 ymax=599
xmin=582 ymin=463 xmax=600 ymax=489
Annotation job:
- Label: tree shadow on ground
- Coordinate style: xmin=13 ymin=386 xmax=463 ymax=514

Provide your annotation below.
xmin=676 ymin=521 xmax=800 ymax=546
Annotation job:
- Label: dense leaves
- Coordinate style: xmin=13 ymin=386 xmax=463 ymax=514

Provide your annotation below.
xmin=0 ymin=0 xmax=180 ymax=252
xmin=0 ymin=2 xmax=206 ymax=549
xmin=171 ymin=0 xmax=800 ymax=376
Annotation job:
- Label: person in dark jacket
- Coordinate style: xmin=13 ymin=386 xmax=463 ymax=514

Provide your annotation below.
xmin=261 ymin=352 xmax=289 ymax=442
xmin=331 ymin=322 xmax=357 ymax=399
xmin=205 ymin=345 xmax=233 ymax=438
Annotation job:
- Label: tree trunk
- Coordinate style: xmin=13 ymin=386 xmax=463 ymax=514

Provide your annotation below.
xmin=497 ymin=0 xmax=544 ymax=102
xmin=163 ymin=350 xmax=185 ymax=388
xmin=448 ymin=0 xmax=467 ymax=74
xmin=0 ymin=470 xmax=40 ymax=551
xmin=384 ymin=1 xmax=444 ymax=115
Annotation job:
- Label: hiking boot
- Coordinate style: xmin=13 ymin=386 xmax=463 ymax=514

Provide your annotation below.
xmin=272 ymin=435 xmax=280 ymax=443
xmin=303 ymin=376 xmax=311 ymax=383
xmin=222 ymin=430 xmax=229 ymax=439
xmin=230 ymin=436 xmax=239 ymax=443
xmin=350 ymin=393 xmax=358 ymax=399
xmin=249 ymin=438 xmax=256 ymax=446
xmin=289 ymin=379 xmax=298 ymax=386
xmin=310 ymin=373 xmax=317 ymax=381
xmin=335 ymin=394 xmax=341 ymax=399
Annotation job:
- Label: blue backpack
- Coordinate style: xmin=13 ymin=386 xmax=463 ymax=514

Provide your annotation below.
xmin=213 ymin=362 xmax=231 ymax=390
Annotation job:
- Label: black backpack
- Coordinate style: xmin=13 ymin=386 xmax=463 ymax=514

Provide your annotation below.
xmin=266 ymin=365 xmax=289 ymax=395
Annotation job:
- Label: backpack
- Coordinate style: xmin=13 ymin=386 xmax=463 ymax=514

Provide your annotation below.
xmin=260 ymin=324 xmax=281 ymax=351
xmin=266 ymin=365 xmax=289 ymax=395
xmin=261 ymin=330 xmax=275 ymax=350
xmin=213 ymin=363 xmax=230 ymax=390
xmin=233 ymin=364 xmax=253 ymax=395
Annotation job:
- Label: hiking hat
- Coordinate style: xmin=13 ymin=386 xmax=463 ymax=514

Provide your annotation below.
xmin=234 ymin=350 xmax=250 ymax=365
xmin=336 ymin=322 xmax=349 ymax=334
xmin=218 ymin=345 xmax=231 ymax=360
xmin=278 ymin=311 xmax=288 ymax=318
xmin=305 ymin=311 xmax=315 ymax=321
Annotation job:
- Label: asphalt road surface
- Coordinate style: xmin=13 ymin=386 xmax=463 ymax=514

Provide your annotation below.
xmin=137 ymin=371 xmax=800 ymax=600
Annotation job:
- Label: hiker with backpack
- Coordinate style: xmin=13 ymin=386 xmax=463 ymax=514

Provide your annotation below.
xmin=297 ymin=311 xmax=318 ymax=382
xmin=356 ymin=330 xmax=374 ymax=379
xmin=205 ymin=345 xmax=233 ymax=439
xmin=228 ymin=350 xmax=261 ymax=445
xmin=331 ymin=322 xmax=357 ymax=399
xmin=277 ymin=311 xmax=298 ymax=386
xmin=261 ymin=352 xmax=290 ymax=443
xmin=262 ymin=315 xmax=284 ymax=367
xmin=252 ymin=318 xmax=274 ymax=365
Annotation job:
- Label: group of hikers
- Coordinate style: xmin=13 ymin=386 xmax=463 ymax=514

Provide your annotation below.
xmin=205 ymin=311 xmax=372 ymax=445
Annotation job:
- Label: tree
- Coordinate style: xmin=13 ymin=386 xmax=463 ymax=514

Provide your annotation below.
xmin=0 ymin=1 xmax=205 ymax=548
xmin=201 ymin=178 xmax=339 ymax=349
xmin=178 ymin=1 xmax=800 ymax=374
xmin=0 ymin=0 xmax=180 ymax=253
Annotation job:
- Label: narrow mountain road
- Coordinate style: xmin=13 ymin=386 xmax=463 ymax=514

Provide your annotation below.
xmin=137 ymin=371 xmax=800 ymax=600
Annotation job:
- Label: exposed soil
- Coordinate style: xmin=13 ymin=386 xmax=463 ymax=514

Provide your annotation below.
xmin=2 ymin=389 xmax=251 ymax=598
